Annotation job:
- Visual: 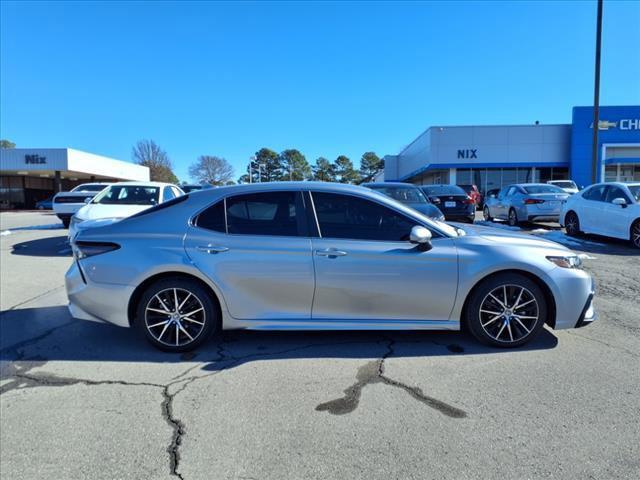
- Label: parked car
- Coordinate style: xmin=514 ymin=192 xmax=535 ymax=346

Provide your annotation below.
xmin=362 ymin=182 xmax=445 ymax=221
xmin=68 ymin=182 xmax=184 ymax=239
xmin=458 ymin=184 xmax=483 ymax=207
xmin=181 ymin=184 xmax=214 ymax=193
xmin=547 ymin=180 xmax=579 ymax=195
xmin=420 ymin=185 xmax=475 ymax=223
xmin=483 ymin=183 xmax=569 ymax=226
xmin=66 ymin=182 xmax=595 ymax=352
xmin=53 ymin=183 xmax=112 ymax=228
xmin=561 ymin=182 xmax=640 ymax=248
xmin=35 ymin=196 xmax=54 ymax=210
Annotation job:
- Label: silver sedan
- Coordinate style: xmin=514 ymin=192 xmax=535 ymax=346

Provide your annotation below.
xmin=483 ymin=183 xmax=569 ymax=226
xmin=66 ymin=182 xmax=595 ymax=352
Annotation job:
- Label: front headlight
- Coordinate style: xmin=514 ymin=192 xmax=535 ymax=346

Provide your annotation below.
xmin=546 ymin=255 xmax=583 ymax=269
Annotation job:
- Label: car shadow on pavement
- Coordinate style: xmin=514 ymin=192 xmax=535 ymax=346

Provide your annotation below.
xmin=0 ymin=306 xmax=559 ymax=369
xmin=10 ymin=235 xmax=71 ymax=257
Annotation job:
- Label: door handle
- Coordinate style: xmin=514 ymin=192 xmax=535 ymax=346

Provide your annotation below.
xmin=315 ymin=248 xmax=347 ymax=258
xmin=197 ymin=245 xmax=229 ymax=254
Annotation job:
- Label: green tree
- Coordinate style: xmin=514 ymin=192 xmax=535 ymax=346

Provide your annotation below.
xmin=359 ymin=151 xmax=384 ymax=183
xmin=246 ymin=147 xmax=283 ymax=183
xmin=0 ymin=139 xmax=16 ymax=149
xmin=132 ymin=139 xmax=179 ymax=183
xmin=188 ymin=155 xmax=235 ymax=186
xmin=334 ymin=155 xmax=360 ymax=184
xmin=312 ymin=157 xmax=336 ymax=182
xmin=279 ymin=149 xmax=311 ymax=181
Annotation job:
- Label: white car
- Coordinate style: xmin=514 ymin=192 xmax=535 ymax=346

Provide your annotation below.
xmin=69 ymin=182 xmax=184 ymax=240
xmin=547 ymin=180 xmax=579 ymax=195
xmin=561 ymin=182 xmax=640 ymax=248
xmin=53 ymin=183 xmax=112 ymax=227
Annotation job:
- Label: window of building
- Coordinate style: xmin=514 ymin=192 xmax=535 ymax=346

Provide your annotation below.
xmin=312 ymin=192 xmax=417 ymax=242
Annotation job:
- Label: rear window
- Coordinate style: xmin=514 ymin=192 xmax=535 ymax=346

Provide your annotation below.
xmin=422 ymin=185 xmax=466 ymax=195
xmin=72 ymin=184 xmax=107 ymax=192
xmin=523 ymin=185 xmax=564 ymax=194
xmin=127 ymin=195 xmax=189 ymax=220
xmin=549 ymin=181 xmax=576 ymax=189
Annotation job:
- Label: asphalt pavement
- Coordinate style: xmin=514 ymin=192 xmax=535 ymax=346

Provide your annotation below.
xmin=1 ymin=211 xmax=639 ymax=480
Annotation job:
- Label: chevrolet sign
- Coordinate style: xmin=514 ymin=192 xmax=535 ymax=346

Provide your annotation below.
xmin=590 ymin=119 xmax=640 ymax=130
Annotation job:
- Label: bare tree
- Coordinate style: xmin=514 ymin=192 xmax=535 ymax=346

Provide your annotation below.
xmin=189 ymin=155 xmax=235 ymax=186
xmin=132 ymin=139 xmax=178 ymax=183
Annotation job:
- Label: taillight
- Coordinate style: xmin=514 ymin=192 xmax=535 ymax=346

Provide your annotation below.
xmin=524 ymin=198 xmax=545 ymax=205
xmin=463 ymin=196 xmax=475 ymax=204
xmin=73 ymin=241 xmax=120 ymax=259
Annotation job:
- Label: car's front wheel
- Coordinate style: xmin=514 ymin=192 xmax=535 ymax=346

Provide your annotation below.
xmin=483 ymin=206 xmax=492 ymax=221
xmin=465 ymin=273 xmax=547 ymax=348
xmin=136 ymin=277 xmax=219 ymax=352
xmin=565 ymin=211 xmax=581 ymax=237
xmin=508 ymin=208 xmax=519 ymax=227
xmin=631 ymin=220 xmax=640 ymax=249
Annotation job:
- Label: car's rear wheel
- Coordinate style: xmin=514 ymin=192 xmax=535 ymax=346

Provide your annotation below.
xmin=483 ymin=206 xmax=492 ymax=221
xmin=631 ymin=220 xmax=640 ymax=249
xmin=508 ymin=208 xmax=519 ymax=227
xmin=565 ymin=211 xmax=581 ymax=237
xmin=465 ymin=273 xmax=547 ymax=348
xmin=136 ymin=277 xmax=219 ymax=352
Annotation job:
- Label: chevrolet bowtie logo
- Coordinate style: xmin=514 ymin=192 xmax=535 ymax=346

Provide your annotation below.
xmin=590 ymin=120 xmax=618 ymax=130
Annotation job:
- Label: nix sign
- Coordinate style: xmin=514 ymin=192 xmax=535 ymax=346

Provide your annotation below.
xmin=24 ymin=154 xmax=46 ymax=164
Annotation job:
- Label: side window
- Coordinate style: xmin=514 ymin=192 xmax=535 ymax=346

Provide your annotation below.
xmin=497 ymin=188 xmax=507 ymax=200
xmin=226 ymin=191 xmax=304 ymax=236
xmin=604 ymin=186 xmax=628 ymax=203
xmin=312 ymin=192 xmax=417 ymax=241
xmin=196 ymin=200 xmax=226 ymax=233
xmin=506 ymin=186 xmax=517 ymax=197
xmin=163 ymin=186 xmax=176 ymax=201
xmin=583 ymin=185 xmax=607 ymax=202
xmin=172 ymin=187 xmax=183 ymax=198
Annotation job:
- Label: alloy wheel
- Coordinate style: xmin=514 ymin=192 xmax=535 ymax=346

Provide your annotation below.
xmin=633 ymin=222 xmax=640 ymax=248
xmin=483 ymin=206 xmax=491 ymax=221
xmin=508 ymin=209 xmax=517 ymax=226
xmin=565 ymin=212 xmax=579 ymax=236
xmin=144 ymin=288 xmax=206 ymax=347
xmin=479 ymin=284 xmax=539 ymax=344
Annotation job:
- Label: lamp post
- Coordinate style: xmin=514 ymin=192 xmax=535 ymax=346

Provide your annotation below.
xmin=248 ymin=156 xmax=256 ymax=183
xmin=591 ymin=0 xmax=604 ymax=184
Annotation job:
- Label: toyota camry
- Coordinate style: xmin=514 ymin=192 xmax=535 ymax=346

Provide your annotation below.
xmin=66 ymin=182 xmax=596 ymax=352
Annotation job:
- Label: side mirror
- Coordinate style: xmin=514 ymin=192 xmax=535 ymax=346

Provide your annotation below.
xmin=84 ymin=197 xmax=92 ymax=204
xmin=410 ymin=226 xmax=433 ymax=251
xmin=612 ymin=197 xmax=627 ymax=208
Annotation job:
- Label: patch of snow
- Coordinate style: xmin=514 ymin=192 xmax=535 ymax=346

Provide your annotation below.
xmin=0 ymin=230 xmax=12 ymax=236
xmin=474 ymin=220 xmax=521 ymax=231
xmin=530 ymin=229 xmax=605 ymax=248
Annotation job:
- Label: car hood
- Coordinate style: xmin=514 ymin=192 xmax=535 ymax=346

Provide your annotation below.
xmin=75 ymin=203 xmax=151 ymax=221
xmin=458 ymin=223 xmax=572 ymax=252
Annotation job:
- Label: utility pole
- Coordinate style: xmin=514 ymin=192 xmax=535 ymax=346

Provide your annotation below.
xmin=248 ymin=156 xmax=256 ymax=184
xmin=591 ymin=0 xmax=603 ymax=184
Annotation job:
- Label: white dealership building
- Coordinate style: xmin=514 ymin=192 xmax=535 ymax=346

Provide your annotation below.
xmin=0 ymin=148 xmax=150 ymax=209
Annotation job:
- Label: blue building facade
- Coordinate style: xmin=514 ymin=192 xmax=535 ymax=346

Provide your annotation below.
xmin=385 ymin=105 xmax=640 ymax=194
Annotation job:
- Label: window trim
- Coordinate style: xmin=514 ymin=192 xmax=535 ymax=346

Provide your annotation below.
xmin=308 ymin=190 xmax=442 ymax=243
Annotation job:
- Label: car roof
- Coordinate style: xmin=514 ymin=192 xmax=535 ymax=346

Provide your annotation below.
xmin=105 ymin=181 xmax=178 ymax=187
xmin=590 ymin=182 xmax=640 ymax=187
xmin=362 ymin=182 xmax=419 ymax=188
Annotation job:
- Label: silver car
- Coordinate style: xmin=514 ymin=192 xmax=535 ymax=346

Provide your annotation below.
xmin=483 ymin=183 xmax=569 ymax=226
xmin=66 ymin=182 xmax=595 ymax=352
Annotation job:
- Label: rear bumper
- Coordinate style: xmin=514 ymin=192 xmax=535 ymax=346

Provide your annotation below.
xmin=65 ymin=261 xmax=133 ymax=328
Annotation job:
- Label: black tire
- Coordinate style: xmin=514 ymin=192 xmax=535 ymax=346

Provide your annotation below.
xmin=483 ymin=206 xmax=493 ymax=222
xmin=631 ymin=220 xmax=640 ymax=249
xmin=62 ymin=218 xmax=70 ymax=228
xmin=565 ymin=211 xmax=581 ymax=237
xmin=135 ymin=277 xmax=219 ymax=352
xmin=465 ymin=273 xmax=547 ymax=348
xmin=507 ymin=208 xmax=520 ymax=227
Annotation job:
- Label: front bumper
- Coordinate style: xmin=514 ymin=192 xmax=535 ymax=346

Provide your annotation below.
xmin=575 ymin=293 xmax=597 ymax=328
xmin=65 ymin=261 xmax=134 ymax=328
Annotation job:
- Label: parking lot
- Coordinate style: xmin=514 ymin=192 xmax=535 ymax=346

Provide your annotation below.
xmin=1 ymin=211 xmax=639 ymax=480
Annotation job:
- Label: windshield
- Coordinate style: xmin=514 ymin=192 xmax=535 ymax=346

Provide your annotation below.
xmin=422 ymin=185 xmax=466 ymax=195
xmin=550 ymin=181 xmax=576 ymax=189
xmin=73 ymin=184 xmax=108 ymax=193
xmin=369 ymin=186 xmax=428 ymax=204
xmin=628 ymin=185 xmax=640 ymax=202
xmin=524 ymin=185 xmax=565 ymax=194
xmin=92 ymin=185 xmax=160 ymax=205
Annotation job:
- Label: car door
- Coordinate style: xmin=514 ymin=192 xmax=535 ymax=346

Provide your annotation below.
xmin=494 ymin=187 xmax=509 ymax=218
xmin=309 ymin=191 xmax=458 ymax=322
xmin=184 ymin=190 xmax=315 ymax=320
xmin=580 ymin=184 xmax=608 ymax=234
xmin=601 ymin=186 xmax=632 ymax=239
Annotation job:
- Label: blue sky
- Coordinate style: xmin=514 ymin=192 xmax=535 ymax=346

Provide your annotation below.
xmin=2 ymin=0 xmax=639 ymax=182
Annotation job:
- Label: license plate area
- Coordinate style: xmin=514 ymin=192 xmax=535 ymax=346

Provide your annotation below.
xmin=445 ymin=201 xmax=456 ymax=208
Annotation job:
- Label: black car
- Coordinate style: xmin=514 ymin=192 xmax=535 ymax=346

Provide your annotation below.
xmin=420 ymin=184 xmax=475 ymax=223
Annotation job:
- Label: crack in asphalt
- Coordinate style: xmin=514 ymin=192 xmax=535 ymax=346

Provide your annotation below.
xmin=315 ymin=338 xmax=467 ymax=418
xmin=0 ymin=284 xmax=65 ymax=313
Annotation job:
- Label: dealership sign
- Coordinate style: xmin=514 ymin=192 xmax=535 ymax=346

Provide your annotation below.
xmin=24 ymin=154 xmax=47 ymax=164
xmin=590 ymin=119 xmax=640 ymax=131
xmin=457 ymin=149 xmax=477 ymax=159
